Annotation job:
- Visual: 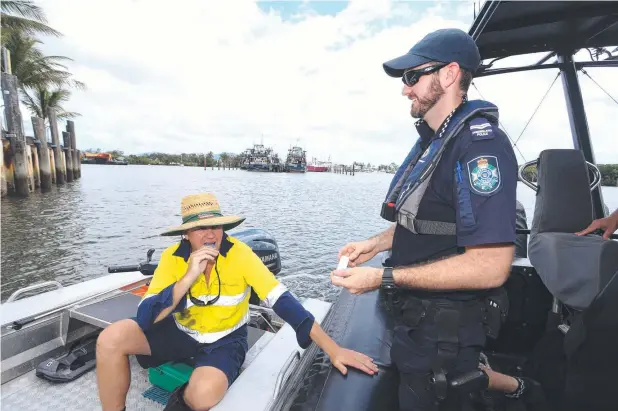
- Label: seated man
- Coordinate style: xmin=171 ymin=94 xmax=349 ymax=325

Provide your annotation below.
xmin=96 ymin=193 xmax=378 ymax=411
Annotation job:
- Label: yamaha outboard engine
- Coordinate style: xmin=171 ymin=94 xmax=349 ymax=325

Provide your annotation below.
xmin=231 ymin=228 xmax=282 ymax=305
xmin=232 ymin=228 xmax=282 ymax=276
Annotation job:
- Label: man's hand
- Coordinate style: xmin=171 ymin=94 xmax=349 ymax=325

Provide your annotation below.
xmin=576 ymin=211 xmax=618 ymax=240
xmin=331 ymin=267 xmax=382 ymax=294
xmin=185 ymin=246 xmax=219 ymax=283
xmin=338 ymin=239 xmax=379 ymax=268
xmin=328 ymin=346 xmax=379 ymax=376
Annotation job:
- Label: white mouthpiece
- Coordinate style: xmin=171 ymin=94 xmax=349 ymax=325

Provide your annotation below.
xmin=337 ymin=255 xmax=349 ymax=270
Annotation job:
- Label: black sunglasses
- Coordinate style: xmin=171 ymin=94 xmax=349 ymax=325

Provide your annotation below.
xmin=402 ymin=63 xmax=448 ymax=87
xmin=188 ymin=259 xmax=221 ymax=306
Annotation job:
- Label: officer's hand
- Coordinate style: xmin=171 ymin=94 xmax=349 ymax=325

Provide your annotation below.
xmin=576 ymin=214 xmax=618 ymax=240
xmin=331 ymin=267 xmax=382 ymax=294
xmin=329 ymin=346 xmax=379 ymax=376
xmin=338 ymin=239 xmax=378 ymax=267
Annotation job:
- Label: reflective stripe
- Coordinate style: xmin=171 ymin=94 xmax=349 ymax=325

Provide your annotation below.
xmin=174 ymin=311 xmax=250 ymax=343
xmin=264 ymin=283 xmax=287 ymax=307
xmin=185 ymin=286 xmax=251 ymax=309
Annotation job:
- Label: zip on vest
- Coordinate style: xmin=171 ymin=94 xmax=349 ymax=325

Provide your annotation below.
xmin=381 ymin=100 xmax=500 ymax=235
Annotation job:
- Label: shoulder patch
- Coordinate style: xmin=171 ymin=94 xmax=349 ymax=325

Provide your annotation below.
xmin=466 ymin=155 xmax=501 ymax=195
xmin=469 ymin=117 xmax=494 ymax=141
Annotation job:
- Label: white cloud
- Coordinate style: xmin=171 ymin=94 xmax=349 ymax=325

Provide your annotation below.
xmin=25 ymin=0 xmax=618 ymax=166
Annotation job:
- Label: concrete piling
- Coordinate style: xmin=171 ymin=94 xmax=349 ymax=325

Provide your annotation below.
xmin=48 ymin=109 xmax=66 ymax=185
xmin=2 ymin=73 xmax=30 ymax=197
xmin=32 ymin=117 xmax=53 ymax=191
xmin=62 ymin=131 xmax=74 ymax=182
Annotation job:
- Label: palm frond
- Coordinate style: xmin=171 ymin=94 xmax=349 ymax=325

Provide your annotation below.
xmin=0 ymin=14 xmax=62 ymax=38
xmin=20 ymin=88 xmax=44 ymax=118
xmin=56 ymin=111 xmax=81 ymax=119
xmin=1 ymin=1 xmax=48 ymax=22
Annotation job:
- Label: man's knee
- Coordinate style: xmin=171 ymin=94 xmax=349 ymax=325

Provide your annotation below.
xmin=184 ymin=368 xmax=228 ymax=411
xmin=96 ymin=319 xmax=148 ymax=356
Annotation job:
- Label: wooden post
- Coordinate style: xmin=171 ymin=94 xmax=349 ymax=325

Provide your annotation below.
xmin=49 ymin=149 xmax=56 ymax=184
xmin=66 ymin=120 xmax=80 ymax=179
xmin=1 ymin=139 xmax=7 ymax=197
xmin=48 ymin=109 xmax=65 ymax=184
xmin=62 ymin=131 xmax=74 ymax=182
xmin=352 ymin=162 xmax=355 ymax=176
xmin=31 ymin=144 xmax=40 ymax=188
xmin=32 ymin=117 xmax=52 ymax=191
xmin=2 ymin=73 xmax=30 ymax=197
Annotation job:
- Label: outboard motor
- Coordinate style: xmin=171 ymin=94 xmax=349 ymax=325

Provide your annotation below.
xmin=232 ymin=228 xmax=282 ymax=276
xmin=231 ymin=228 xmax=282 ymax=306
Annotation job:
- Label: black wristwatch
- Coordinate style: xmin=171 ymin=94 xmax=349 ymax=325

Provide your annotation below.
xmin=381 ymin=267 xmax=396 ymax=290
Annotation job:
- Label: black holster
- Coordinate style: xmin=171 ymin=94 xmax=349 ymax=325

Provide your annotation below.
xmin=481 ymin=287 xmax=509 ymax=340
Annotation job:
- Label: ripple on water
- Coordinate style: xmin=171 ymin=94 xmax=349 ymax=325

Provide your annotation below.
xmin=3 ymin=165 xmax=618 ymax=303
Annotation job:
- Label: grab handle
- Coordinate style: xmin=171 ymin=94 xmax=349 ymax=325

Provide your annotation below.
xmin=6 ymin=281 xmax=63 ymax=303
xmin=518 ymin=159 xmax=602 ymax=192
xmin=273 ymin=351 xmax=300 ymax=399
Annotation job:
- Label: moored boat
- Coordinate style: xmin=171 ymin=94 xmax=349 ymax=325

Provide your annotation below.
xmin=285 ymin=146 xmax=306 ymax=173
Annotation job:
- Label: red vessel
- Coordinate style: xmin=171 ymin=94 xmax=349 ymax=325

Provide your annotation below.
xmin=307 ymin=157 xmax=331 ymax=172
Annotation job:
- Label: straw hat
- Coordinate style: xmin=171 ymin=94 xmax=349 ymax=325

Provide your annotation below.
xmin=161 ymin=193 xmax=245 ymax=236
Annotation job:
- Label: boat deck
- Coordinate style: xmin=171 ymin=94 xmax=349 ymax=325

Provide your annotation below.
xmin=1 ymin=326 xmax=275 ymax=411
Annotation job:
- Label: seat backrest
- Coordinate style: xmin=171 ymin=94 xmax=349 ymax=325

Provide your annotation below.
xmin=527 ymin=149 xmax=614 ymax=311
xmin=531 ymin=149 xmax=594 ymax=234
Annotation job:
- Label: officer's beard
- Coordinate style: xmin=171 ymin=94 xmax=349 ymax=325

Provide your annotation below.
xmin=410 ymin=75 xmax=445 ymax=119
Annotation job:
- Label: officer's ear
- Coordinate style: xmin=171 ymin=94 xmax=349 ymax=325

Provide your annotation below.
xmin=441 ymin=62 xmax=460 ymax=90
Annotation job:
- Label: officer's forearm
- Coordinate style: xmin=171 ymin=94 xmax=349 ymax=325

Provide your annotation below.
xmin=370 ymin=224 xmax=396 ymax=252
xmin=392 ymin=244 xmax=514 ymax=290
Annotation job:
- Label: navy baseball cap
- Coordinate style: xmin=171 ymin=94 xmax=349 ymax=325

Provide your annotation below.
xmin=383 ymin=28 xmax=481 ymax=77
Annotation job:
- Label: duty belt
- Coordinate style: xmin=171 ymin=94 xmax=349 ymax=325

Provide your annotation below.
xmin=381 ymin=292 xmax=485 ymax=403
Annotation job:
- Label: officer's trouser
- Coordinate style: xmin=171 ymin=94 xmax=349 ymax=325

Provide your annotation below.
xmin=390 ymin=298 xmax=486 ymax=411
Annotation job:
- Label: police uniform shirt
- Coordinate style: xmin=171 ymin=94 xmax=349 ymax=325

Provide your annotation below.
xmin=389 ymin=114 xmax=518 ymax=299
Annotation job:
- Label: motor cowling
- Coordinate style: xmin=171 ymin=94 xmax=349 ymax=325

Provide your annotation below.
xmin=231 ymin=228 xmax=282 ymax=276
xmin=231 ymin=228 xmax=282 ymax=306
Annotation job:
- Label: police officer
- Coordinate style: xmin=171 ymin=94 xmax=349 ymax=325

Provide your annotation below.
xmin=331 ymin=28 xmax=518 ymax=410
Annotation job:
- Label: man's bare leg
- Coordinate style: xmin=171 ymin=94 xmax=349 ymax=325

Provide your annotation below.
xmin=183 ymin=366 xmax=229 ymax=411
xmin=96 ymin=319 xmax=152 ymax=411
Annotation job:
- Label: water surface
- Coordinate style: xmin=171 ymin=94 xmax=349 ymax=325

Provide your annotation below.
xmin=2 ymin=164 xmax=617 ymax=303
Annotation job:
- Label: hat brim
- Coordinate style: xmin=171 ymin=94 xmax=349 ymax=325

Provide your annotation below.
xmin=160 ymin=215 xmax=246 ymax=236
xmin=383 ymin=53 xmax=435 ymax=77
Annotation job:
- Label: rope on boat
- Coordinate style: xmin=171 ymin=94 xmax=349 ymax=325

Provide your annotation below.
xmin=581 ymin=69 xmax=618 ymax=106
xmin=471 ymin=81 xmax=527 ymax=162
xmin=512 ymin=72 xmax=561 ymax=148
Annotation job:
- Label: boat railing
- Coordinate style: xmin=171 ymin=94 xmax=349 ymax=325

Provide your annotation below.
xmin=6 ymin=280 xmax=64 ymax=303
xmin=273 ymin=350 xmax=301 ymax=399
xmin=518 ymin=159 xmax=602 ymax=193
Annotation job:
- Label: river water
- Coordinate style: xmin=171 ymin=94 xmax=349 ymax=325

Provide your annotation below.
xmin=2 ymin=165 xmax=617 ymax=303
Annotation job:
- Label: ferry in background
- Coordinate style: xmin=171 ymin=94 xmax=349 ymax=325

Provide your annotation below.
xmin=244 ymin=144 xmax=283 ymax=172
xmin=285 ymin=146 xmax=306 ymax=173
xmin=307 ymin=157 xmax=331 ymax=172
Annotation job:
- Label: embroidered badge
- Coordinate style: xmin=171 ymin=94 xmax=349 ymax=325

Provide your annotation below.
xmin=467 ymin=156 xmax=501 ymax=195
xmin=469 ymin=118 xmax=494 ymax=140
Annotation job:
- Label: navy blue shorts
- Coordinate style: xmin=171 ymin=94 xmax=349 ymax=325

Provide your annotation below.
xmin=133 ymin=316 xmax=248 ymax=386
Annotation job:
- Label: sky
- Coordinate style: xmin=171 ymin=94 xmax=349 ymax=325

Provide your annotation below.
xmin=22 ymin=0 xmax=618 ymax=165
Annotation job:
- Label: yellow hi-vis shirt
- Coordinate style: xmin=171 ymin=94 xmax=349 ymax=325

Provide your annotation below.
xmin=136 ymin=233 xmax=289 ymax=343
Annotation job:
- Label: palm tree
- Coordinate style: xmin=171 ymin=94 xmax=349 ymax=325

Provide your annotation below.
xmin=1 ymin=0 xmax=61 ymax=44
xmin=4 ymin=31 xmax=84 ymax=90
xmin=21 ymin=87 xmax=80 ymax=123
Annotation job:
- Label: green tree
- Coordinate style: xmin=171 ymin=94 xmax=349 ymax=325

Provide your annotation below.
xmin=21 ymin=86 xmax=81 ymax=122
xmin=1 ymin=0 xmax=61 ymax=45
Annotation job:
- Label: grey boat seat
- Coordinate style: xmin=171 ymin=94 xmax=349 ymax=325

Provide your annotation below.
xmin=526 ymin=149 xmax=618 ymax=311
